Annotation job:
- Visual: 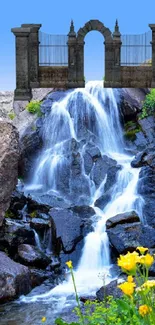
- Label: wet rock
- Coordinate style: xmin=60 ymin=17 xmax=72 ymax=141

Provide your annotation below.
xmin=92 ymin=155 xmax=119 ymax=189
xmin=0 ymin=119 xmax=19 ymax=226
xmin=0 ymin=219 xmax=35 ymax=254
xmin=95 ymin=191 xmax=111 ymax=210
xmin=106 ymin=211 xmax=140 ymax=229
xmin=131 ymin=149 xmax=155 ymax=168
xmin=17 ymin=244 xmax=51 ymax=268
xmin=119 ymin=88 xmax=149 ymax=121
xmin=30 ymin=218 xmax=50 ymax=231
xmin=138 ymin=166 xmax=155 ymax=227
xmin=19 ymin=127 xmax=43 ymax=178
xmin=138 ymin=116 xmax=155 ymax=144
xmin=0 ymin=251 xmax=31 ymax=303
xmin=96 ymin=280 xmax=122 ymax=300
xmin=30 ymin=268 xmax=54 ymax=288
xmin=49 ymin=208 xmax=84 ymax=254
xmin=107 ymin=222 xmax=155 ymax=255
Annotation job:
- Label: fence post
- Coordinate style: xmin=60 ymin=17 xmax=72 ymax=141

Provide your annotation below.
xmin=112 ymin=20 xmax=122 ymax=87
xmin=149 ymin=24 xmax=155 ymax=87
xmin=67 ymin=20 xmax=77 ymax=87
xmin=11 ymin=27 xmax=32 ymax=101
xmin=21 ymin=24 xmax=42 ymax=88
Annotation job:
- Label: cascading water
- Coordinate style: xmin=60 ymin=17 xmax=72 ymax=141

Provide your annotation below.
xmin=20 ymin=81 xmax=144 ymax=311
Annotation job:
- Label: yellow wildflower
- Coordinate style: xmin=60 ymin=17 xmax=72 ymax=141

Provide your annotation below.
xmin=142 ymin=280 xmax=155 ymax=289
xmin=139 ymin=305 xmax=152 ymax=317
xmin=41 ymin=317 xmax=46 ymax=322
xmin=127 ymin=275 xmax=133 ymax=283
xmin=138 ymin=254 xmax=154 ymax=268
xmin=118 ymin=281 xmax=136 ymax=296
xmin=136 ymin=246 xmax=148 ymax=255
xmin=117 ymin=251 xmax=139 ymax=273
xmin=66 ymin=260 xmax=73 ymax=269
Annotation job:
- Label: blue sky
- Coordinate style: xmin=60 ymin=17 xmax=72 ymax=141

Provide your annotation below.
xmin=0 ymin=0 xmax=155 ymax=90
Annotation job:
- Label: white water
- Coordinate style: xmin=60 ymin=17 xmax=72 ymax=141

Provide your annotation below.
xmin=21 ymin=81 xmax=144 ymax=304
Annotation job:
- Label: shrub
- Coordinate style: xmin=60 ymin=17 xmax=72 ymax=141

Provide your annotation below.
xmin=140 ymin=89 xmax=155 ymax=119
xmin=26 ymin=100 xmax=42 ymax=117
xmin=8 ymin=112 xmax=16 ymax=120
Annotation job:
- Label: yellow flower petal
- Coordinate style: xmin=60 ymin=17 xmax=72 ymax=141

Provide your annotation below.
xmin=66 ymin=260 xmax=73 ymax=269
xmin=42 ymin=317 xmax=46 ymax=322
xmin=136 ymin=247 xmax=148 ymax=255
xmin=139 ymin=305 xmax=152 ymax=317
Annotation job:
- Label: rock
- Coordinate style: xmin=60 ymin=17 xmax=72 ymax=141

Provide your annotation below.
xmin=107 ymin=222 xmax=155 ymax=255
xmin=0 ymin=119 xmax=19 ymax=226
xmin=138 ymin=166 xmax=155 ymax=227
xmin=96 ymin=280 xmax=122 ymax=301
xmin=131 ymin=148 xmax=155 ymax=168
xmin=0 ymin=219 xmax=35 ymax=254
xmin=119 ymin=88 xmax=149 ymax=121
xmin=0 ymin=91 xmax=14 ymax=118
xmin=30 ymin=268 xmax=54 ymax=288
xmin=30 ymin=218 xmax=50 ymax=231
xmin=49 ymin=208 xmax=84 ymax=253
xmin=138 ymin=116 xmax=155 ymax=145
xmin=92 ymin=155 xmax=119 ymax=190
xmin=0 ymin=251 xmax=31 ymax=303
xmin=106 ymin=211 xmax=140 ymax=229
xmin=18 ymin=244 xmax=51 ymax=268
xmin=95 ymin=191 xmax=111 ymax=210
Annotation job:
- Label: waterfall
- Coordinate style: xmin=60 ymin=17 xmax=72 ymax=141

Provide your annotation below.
xmin=21 ymin=81 xmax=144 ymax=303
xmin=33 ymin=229 xmax=42 ymax=251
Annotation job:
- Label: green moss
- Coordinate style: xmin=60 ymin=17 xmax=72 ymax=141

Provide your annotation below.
xmin=124 ymin=129 xmax=140 ymax=141
xmin=30 ymin=211 xmax=37 ymax=218
xmin=8 ymin=112 xmax=16 ymax=120
xmin=5 ymin=210 xmax=15 ymax=219
xmin=124 ymin=121 xmax=141 ymax=141
xmin=26 ymin=100 xmax=43 ymax=117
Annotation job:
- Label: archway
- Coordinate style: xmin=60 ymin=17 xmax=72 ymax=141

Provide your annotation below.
xmin=76 ymin=20 xmax=113 ymax=85
xmin=84 ymin=31 xmax=104 ymax=82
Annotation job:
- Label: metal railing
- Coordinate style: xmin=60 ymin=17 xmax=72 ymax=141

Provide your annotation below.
xmin=121 ymin=30 xmax=152 ymax=66
xmin=39 ymin=31 xmax=68 ymax=66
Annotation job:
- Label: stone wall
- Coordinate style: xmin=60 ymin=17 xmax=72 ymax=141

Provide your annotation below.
xmin=121 ymin=66 xmax=152 ymax=88
xmin=38 ymin=67 xmax=68 ymax=88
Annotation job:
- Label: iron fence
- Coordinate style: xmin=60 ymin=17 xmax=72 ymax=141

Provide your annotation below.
xmin=39 ymin=31 xmax=68 ymax=66
xmin=121 ymin=30 xmax=152 ymax=66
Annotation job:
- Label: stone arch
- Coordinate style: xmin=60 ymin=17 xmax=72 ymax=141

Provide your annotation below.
xmin=77 ymin=19 xmax=113 ymax=43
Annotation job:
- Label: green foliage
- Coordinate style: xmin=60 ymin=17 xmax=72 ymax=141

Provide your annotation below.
xmin=29 ymin=211 xmax=37 ymax=218
xmin=124 ymin=121 xmax=141 ymax=141
xmin=139 ymin=89 xmax=155 ymax=119
xmin=5 ymin=210 xmax=15 ymax=219
xmin=8 ymin=112 xmax=16 ymax=120
xmin=26 ymin=100 xmax=43 ymax=117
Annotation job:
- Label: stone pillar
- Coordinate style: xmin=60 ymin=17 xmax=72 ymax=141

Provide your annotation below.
xmin=21 ymin=24 xmax=42 ymax=88
xmin=104 ymin=41 xmax=115 ymax=87
xmin=112 ymin=20 xmax=122 ymax=87
xmin=149 ymin=24 xmax=155 ymax=87
xmin=11 ymin=27 xmax=32 ymax=100
xmin=67 ymin=20 xmax=77 ymax=88
xmin=76 ymin=40 xmax=85 ymax=87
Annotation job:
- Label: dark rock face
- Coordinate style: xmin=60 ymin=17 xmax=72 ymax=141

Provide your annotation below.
xmin=17 ymin=244 xmax=51 ymax=268
xmin=131 ymin=149 xmax=155 ymax=168
xmin=106 ymin=211 xmax=140 ymax=229
xmin=138 ymin=166 xmax=155 ymax=227
xmin=96 ymin=280 xmax=123 ymax=301
xmin=119 ymin=88 xmax=149 ymax=121
xmin=49 ymin=208 xmax=85 ymax=253
xmin=0 ymin=251 xmax=31 ymax=303
xmin=107 ymin=221 xmax=155 ymax=255
xmin=0 ymin=119 xmax=19 ymax=226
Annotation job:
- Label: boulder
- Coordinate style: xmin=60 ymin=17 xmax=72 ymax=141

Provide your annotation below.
xmin=119 ymin=88 xmax=149 ymax=121
xmin=30 ymin=218 xmax=50 ymax=231
xmin=0 ymin=119 xmax=19 ymax=226
xmin=106 ymin=211 xmax=140 ymax=229
xmin=138 ymin=166 xmax=155 ymax=227
xmin=95 ymin=190 xmax=111 ymax=210
xmin=17 ymin=244 xmax=51 ymax=268
xmin=107 ymin=222 xmax=155 ymax=255
xmin=0 ymin=251 xmax=31 ymax=303
xmin=131 ymin=149 xmax=155 ymax=168
xmin=96 ymin=280 xmax=122 ymax=301
xmin=49 ymin=208 xmax=84 ymax=254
